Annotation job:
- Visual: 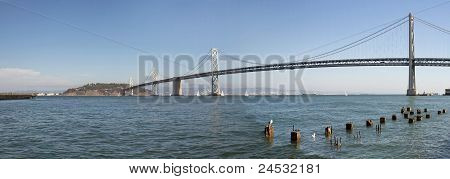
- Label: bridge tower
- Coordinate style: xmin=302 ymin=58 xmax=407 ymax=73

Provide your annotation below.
xmin=407 ymin=13 xmax=417 ymax=96
xmin=129 ymin=77 xmax=134 ymax=96
xmin=210 ymin=48 xmax=221 ymax=96
xmin=150 ymin=69 xmax=159 ymax=96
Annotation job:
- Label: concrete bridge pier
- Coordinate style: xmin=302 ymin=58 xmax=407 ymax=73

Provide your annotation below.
xmin=172 ymin=78 xmax=182 ymax=96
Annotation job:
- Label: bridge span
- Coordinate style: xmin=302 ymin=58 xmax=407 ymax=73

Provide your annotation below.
xmin=126 ymin=13 xmax=450 ymax=96
xmin=127 ymin=58 xmax=450 ymax=93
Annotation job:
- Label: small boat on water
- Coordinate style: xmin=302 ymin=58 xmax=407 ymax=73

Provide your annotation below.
xmin=244 ymin=90 xmax=249 ymax=96
xmin=196 ymin=90 xmax=200 ymax=96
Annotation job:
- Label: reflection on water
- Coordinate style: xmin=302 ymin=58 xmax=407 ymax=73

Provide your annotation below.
xmin=0 ymin=95 xmax=448 ymax=159
xmin=408 ymin=96 xmax=416 ymax=109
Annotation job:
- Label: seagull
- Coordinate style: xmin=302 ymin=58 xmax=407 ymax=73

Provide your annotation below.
xmin=312 ymin=132 xmax=316 ymax=141
xmin=269 ymin=120 xmax=273 ymax=124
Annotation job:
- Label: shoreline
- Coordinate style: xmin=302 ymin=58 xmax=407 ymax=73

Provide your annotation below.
xmin=0 ymin=93 xmax=36 ymax=100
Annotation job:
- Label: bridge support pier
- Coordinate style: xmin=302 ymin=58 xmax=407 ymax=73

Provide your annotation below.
xmin=172 ymin=77 xmax=182 ymax=96
xmin=407 ymin=13 xmax=417 ymax=96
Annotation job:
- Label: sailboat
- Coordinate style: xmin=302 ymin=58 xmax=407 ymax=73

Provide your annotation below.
xmin=220 ymin=90 xmax=225 ymax=96
xmin=196 ymin=90 xmax=200 ymax=96
xmin=244 ymin=90 xmax=249 ymax=96
xmin=344 ymin=91 xmax=348 ymax=96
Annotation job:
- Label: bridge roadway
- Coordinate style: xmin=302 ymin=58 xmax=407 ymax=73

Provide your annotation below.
xmin=129 ymin=58 xmax=450 ymax=89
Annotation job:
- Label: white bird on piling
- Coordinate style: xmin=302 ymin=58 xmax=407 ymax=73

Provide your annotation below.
xmin=269 ymin=120 xmax=273 ymax=125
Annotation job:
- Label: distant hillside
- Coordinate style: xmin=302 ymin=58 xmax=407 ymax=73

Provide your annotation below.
xmin=63 ymin=83 xmax=146 ymax=96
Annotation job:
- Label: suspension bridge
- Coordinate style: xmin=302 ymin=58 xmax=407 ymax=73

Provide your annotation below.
xmin=125 ymin=13 xmax=450 ymax=96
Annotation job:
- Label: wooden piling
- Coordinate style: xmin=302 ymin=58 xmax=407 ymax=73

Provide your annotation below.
xmin=380 ymin=117 xmax=386 ymax=124
xmin=346 ymin=122 xmax=353 ymax=131
xmin=366 ymin=119 xmax=374 ymax=127
xmin=291 ymin=130 xmax=301 ymax=142
xmin=406 ymin=107 xmax=412 ymax=112
xmin=325 ymin=126 xmax=333 ymax=136
xmin=392 ymin=114 xmax=397 ymax=120
xmin=264 ymin=124 xmax=274 ymax=138
xmin=416 ymin=115 xmax=422 ymax=121
xmin=403 ymin=113 xmax=409 ymax=119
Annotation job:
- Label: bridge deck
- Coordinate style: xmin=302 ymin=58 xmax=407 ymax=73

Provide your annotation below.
xmin=130 ymin=58 xmax=450 ymax=89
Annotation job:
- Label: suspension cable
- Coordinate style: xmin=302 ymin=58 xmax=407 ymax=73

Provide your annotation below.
xmin=218 ymin=50 xmax=263 ymax=65
xmin=416 ymin=17 xmax=450 ymax=36
xmin=301 ymin=16 xmax=408 ymax=62
xmin=414 ymin=0 xmax=450 ymax=15
xmin=293 ymin=16 xmax=409 ymax=60
xmin=183 ymin=52 xmax=211 ymax=76
xmin=309 ymin=20 xmax=408 ymax=61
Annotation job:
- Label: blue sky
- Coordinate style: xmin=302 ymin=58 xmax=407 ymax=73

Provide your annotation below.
xmin=0 ymin=0 xmax=449 ymax=94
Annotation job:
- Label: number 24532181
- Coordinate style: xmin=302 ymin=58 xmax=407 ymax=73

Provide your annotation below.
xmin=258 ymin=164 xmax=319 ymax=174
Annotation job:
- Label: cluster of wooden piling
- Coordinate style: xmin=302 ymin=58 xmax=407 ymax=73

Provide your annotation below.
xmin=331 ymin=136 xmax=342 ymax=148
xmin=353 ymin=131 xmax=361 ymax=139
xmin=263 ymin=106 xmax=446 ymax=146
xmin=400 ymin=106 xmax=446 ymax=124
xmin=375 ymin=124 xmax=382 ymax=133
